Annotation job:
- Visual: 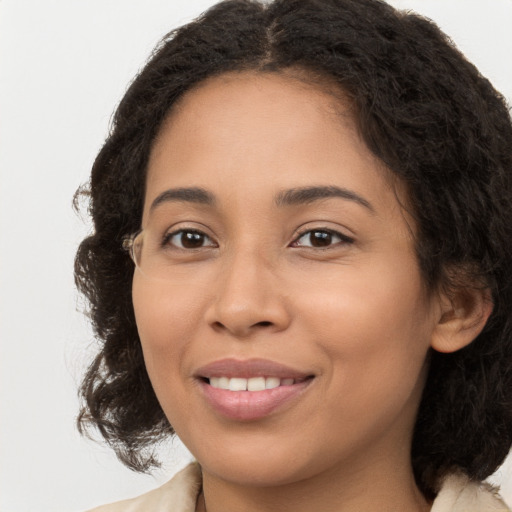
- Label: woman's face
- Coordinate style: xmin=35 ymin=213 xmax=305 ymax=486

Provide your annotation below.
xmin=133 ymin=71 xmax=443 ymax=487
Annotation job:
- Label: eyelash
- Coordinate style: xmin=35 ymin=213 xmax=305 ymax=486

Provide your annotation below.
xmin=161 ymin=227 xmax=354 ymax=251
xmin=291 ymin=228 xmax=354 ymax=249
xmin=161 ymin=229 xmax=217 ymax=250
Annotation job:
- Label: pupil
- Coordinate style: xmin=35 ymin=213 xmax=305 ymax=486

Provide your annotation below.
xmin=182 ymin=232 xmax=204 ymax=248
xmin=312 ymin=231 xmax=331 ymax=247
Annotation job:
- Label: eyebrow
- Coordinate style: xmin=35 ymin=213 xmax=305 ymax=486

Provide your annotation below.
xmin=149 ymin=184 xmax=374 ymax=214
xmin=275 ymin=185 xmax=374 ymax=213
xmin=150 ymin=187 xmax=215 ymax=212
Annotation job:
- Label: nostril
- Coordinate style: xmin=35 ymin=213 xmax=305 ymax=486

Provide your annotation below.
xmin=255 ymin=321 xmax=273 ymax=328
xmin=212 ymin=321 xmax=225 ymax=331
xmin=210 ymin=319 xmax=275 ymax=337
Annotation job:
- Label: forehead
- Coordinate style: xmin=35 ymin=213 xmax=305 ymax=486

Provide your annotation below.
xmin=169 ymin=69 xmax=352 ymax=128
xmin=144 ymin=70 xmax=406 ymax=222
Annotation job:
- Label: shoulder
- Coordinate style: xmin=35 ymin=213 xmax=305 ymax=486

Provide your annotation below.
xmin=432 ymin=472 xmax=510 ymax=512
xmin=84 ymin=463 xmax=202 ymax=512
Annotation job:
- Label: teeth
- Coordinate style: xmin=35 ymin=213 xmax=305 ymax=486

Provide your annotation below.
xmin=209 ymin=377 xmax=221 ymax=388
xmin=218 ymin=377 xmax=229 ymax=389
xmin=229 ymin=378 xmax=247 ymax=391
xmin=247 ymin=377 xmax=266 ymax=391
xmin=208 ymin=376 xmax=297 ymax=391
xmin=265 ymin=377 xmax=280 ymax=389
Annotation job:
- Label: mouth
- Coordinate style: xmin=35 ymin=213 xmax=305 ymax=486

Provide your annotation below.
xmin=204 ymin=375 xmax=309 ymax=391
xmin=195 ymin=358 xmax=315 ymax=421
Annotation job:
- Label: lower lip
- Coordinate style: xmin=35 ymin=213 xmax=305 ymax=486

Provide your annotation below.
xmin=199 ymin=379 xmax=312 ymax=421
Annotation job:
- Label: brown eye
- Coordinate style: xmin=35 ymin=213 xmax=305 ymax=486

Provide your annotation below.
xmin=165 ymin=230 xmax=216 ymax=249
xmin=293 ymin=229 xmax=353 ymax=248
xmin=309 ymin=231 xmax=334 ymax=247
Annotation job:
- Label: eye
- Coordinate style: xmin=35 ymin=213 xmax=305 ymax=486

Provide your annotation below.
xmin=291 ymin=229 xmax=353 ymax=249
xmin=163 ymin=229 xmax=217 ymax=250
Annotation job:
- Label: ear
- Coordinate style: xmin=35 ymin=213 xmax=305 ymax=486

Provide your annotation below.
xmin=430 ymin=285 xmax=493 ymax=354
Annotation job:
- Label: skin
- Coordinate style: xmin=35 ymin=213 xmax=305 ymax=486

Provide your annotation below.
xmin=132 ymin=71 xmax=489 ymax=512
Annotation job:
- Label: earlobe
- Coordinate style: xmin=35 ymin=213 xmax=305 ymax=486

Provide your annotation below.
xmin=430 ymin=286 xmax=493 ymax=354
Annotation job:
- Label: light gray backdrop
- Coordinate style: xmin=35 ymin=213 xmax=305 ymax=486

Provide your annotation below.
xmin=1 ymin=1 xmax=511 ymax=511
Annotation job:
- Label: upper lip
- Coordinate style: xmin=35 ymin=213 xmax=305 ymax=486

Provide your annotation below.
xmin=195 ymin=358 xmax=313 ymax=379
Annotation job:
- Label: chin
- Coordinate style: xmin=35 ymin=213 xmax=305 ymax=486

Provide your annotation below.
xmin=199 ymin=453 xmax=314 ymax=487
xmin=183 ymin=427 xmax=343 ymax=488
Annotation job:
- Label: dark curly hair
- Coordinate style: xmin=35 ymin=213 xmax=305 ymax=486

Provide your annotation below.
xmin=75 ymin=0 xmax=512 ymax=498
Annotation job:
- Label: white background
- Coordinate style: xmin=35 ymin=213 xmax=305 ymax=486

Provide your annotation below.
xmin=1 ymin=1 xmax=511 ymax=511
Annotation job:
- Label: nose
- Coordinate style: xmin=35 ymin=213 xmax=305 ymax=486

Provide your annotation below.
xmin=205 ymin=249 xmax=291 ymax=338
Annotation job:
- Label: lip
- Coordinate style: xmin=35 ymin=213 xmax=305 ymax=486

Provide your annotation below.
xmin=195 ymin=358 xmax=314 ymax=421
xmin=195 ymin=358 xmax=312 ymax=379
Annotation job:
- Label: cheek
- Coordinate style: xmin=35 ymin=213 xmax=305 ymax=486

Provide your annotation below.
xmin=132 ymin=276 xmax=198 ymax=380
xmin=132 ymin=275 xmax=207 ymax=429
xmin=298 ymin=258 xmax=433 ymax=402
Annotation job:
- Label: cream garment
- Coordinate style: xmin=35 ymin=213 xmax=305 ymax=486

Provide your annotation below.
xmin=86 ymin=464 xmax=202 ymax=512
xmin=85 ymin=463 xmax=510 ymax=512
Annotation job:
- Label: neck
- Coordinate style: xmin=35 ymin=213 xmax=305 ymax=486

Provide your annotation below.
xmin=198 ymin=456 xmax=431 ymax=512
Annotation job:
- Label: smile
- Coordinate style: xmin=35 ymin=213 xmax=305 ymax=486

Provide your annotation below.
xmin=196 ymin=359 xmax=315 ymax=421
xmin=208 ymin=376 xmax=300 ymax=391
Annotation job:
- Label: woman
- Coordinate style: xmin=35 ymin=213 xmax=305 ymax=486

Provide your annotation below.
xmin=75 ymin=0 xmax=512 ymax=510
